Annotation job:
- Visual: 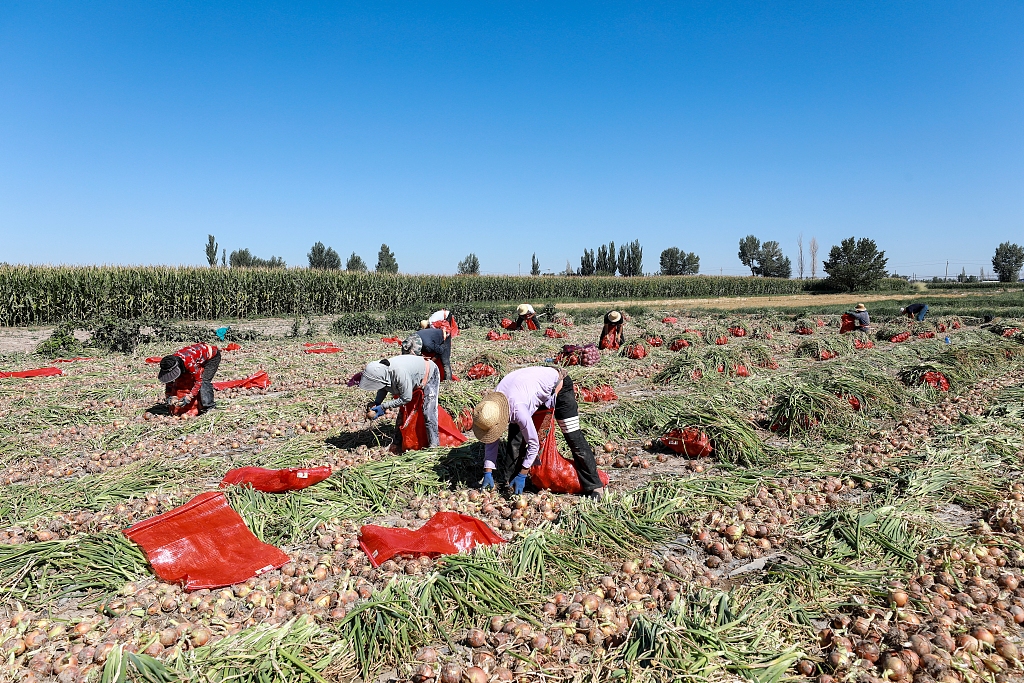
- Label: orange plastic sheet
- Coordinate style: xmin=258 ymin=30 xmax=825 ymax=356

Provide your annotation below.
xmin=123 ymin=492 xmax=289 ymax=590
xmin=0 ymin=367 xmax=63 ymax=379
xmin=359 ymin=511 xmax=504 ymax=567
xmin=212 ymin=370 xmax=271 ymax=391
xmin=220 ymin=466 xmax=331 ymax=493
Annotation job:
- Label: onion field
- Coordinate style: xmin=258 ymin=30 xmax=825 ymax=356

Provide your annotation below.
xmin=1 ymin=307 xmax=1023 ymax=683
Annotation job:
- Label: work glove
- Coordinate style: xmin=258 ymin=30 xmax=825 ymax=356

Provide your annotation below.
xmin=369 ymin=405 xmax=386 ymax=420
xmin=481 ymin=472 xmax=494 ymax=489
xmin=165 ymin=396 xmax=181 ymax=408
xmin=511 ymin=473 xmax=528 ymax=495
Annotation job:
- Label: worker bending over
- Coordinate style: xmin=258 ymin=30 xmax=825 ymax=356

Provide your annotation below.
xmin=158 ymin=343 xmax=221 ymax=414
xmin=599 ymin=310 xmax=625 ymax=350
xmin=900 ymin=303 xmax=929 ymax=322
xmin=360 ymin=355 xmax=440 ymax=448
xmin=422 ymin=309 xmax=459 ymax=336
xmin=847 ymin=303 xmax=871 ymax=333
xmin=472 ymin=367 xmax=604 ymax=499
xmin=402 ymin=327 xmax=454 ymax=381
xmin=509 ymin=304 xmax=539 ymax=331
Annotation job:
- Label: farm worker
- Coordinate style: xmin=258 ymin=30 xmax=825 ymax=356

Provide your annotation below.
xmin=900 ymin=303 xmax=929 ymax=322
xmin=402 ymin=327 xmax=454 ymax=381
xmin=846 ymin=303 xmax=871 ymax=333
xmin=360 ymin=355 xmax=440 ymax=448
xmin=158 ymin=343 xmax=221 ymax=413
xmin=421 ymin=309 xmax=459 ymax=336
xmin=509 ymin=304 xmax=539 ymax=331
xmin=599 ymin=310 xmax=625 ymax=350
xmin=472 ymin=367 xmax=604 ymax=499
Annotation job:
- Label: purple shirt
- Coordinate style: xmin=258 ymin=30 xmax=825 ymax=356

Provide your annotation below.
xmin=483 ymin=367 xmax=560 ymax=470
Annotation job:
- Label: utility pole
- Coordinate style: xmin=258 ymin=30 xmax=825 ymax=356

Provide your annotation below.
xmin=945 ymin=261 xmax=949 ymax=282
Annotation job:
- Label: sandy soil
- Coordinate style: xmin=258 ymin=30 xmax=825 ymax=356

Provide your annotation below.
xmin=556 ymin=290 xmax=972 ymax=311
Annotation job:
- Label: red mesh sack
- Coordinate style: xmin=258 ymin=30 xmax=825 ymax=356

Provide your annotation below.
xmin=487 ymin=331 xmax=512 ymax=341
xmin=854 ymin=338 xmax=874 ymax=350
xmin=577 ymin=385 xmax=618 ymax=403
xmin=819 ymin=350 xmax=837 ymax=361
xmin=0 ymin=367 xmax=62 ymax=379
xmin=669 ymin=339 xmax=690 ymax=352
xmin=922 ymin=371 xmax=950 ymax=391
xmin=937 ymin=323 xmax=947 ymax=332
xmin=844 ymin=395 xmax=862 ymax=411
xmin=466 ymin=363 xmax=497 ymax=380
xmin=624 ymin=343 xmax=647 ymax=359
xmin=528 ymin=409 xmax=609 ymax=494
xmin=500 ymin=318 xmax=514 ymax=329
xmin=544 ymin=328 xmax=567 ymax=338
xmin=224 ymin=343 xmax=242 ymax=351
xmin=220 ymin=466 xmax=332 ymax=493
xmin=304 ymin=345 xmax=341 ymax=354
xmin=359 ymin=511 xmax=503 ymax=567
xmin=917 ymin=331 xmax=935 ymax=339
xmin=715 ymin=336 xmax=729 ymax=345
xmin=646 ymin=336 xmax=664 ymax=347
xmin=212 ymin=371 xmax=271 ymax=391
xmin=123 ymin=492 xmax=289 ymax=590
xmin=661 ymin=428 xmax=713 ymax=456
xmin=839 ymin=314 xmax=856 ymax=334
xmin=890 ymin=332 xmax=911 ymax=343
xmin=395 ymin=387 xmax=467 ymax=453
xmin=661 ymin=317 xmax=678 ymax=324
xmin=458 ymin=408 xmax=474 ymax=432
xmin=795 ymin=327 xmax=814 ymax=336
xmin=729 ymin=327 xmax=746 ymax=337
xmin=816 ymin=319 xmax=826 ymax=327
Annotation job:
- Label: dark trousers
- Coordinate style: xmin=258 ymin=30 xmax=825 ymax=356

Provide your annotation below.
xmin=199 ymin=352 xmax=221 ymax=408
xmin=496 ymin=376 xmax=603 ymax=493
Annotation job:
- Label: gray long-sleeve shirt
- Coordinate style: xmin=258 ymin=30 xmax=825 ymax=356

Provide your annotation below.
xmin=373 ymin=355 xmax=436 ymax=410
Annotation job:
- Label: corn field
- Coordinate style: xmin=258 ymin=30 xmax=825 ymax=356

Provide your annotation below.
xmin=0 ymin=265 xmax=910 ymax=325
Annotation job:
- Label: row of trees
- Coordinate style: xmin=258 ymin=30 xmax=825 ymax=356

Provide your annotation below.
xmin=206 ymin=234 xmax=1024 ymax=286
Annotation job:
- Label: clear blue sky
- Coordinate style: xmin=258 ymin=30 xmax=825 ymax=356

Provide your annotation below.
xmin=1 ymin=2 xmax=1021 ymax=278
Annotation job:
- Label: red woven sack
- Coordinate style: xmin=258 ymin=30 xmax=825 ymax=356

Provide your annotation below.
xmin=646 ymin=336 xmax=664 ymax=347
xmin=359 ymin=511 xmax=503 ymax=567
xmin=212 ymin=370 xmax=271 ymax=391
xmin=890 ymin=332 xmax=911 ymax=343
xmin=220 ymin=466 xmax=332 ymax=493
xmin=729 ymin=327 xmax=746 ymax=337
xmin=500 ymin=318 xmax=514 ymax=329
xmin=922 ymin=371 xmax=950 ymax=391
xmin=661 ymin=317 xmax=678 ymax=324
xmin=917 ymin=331 xmax=936 ymax=339
xmin=669 ymin=339 xmax=690 ymax=352
xmin=305 ymin=345 xmax=342 ymax=354
xmin=0 ymin=367 xmax=63 ymax=379
xmin=661 ymin=428 xmax=713 ymax=457
xmin=625 ymin=344 xmax=647 ymax=359
xmin=529 ymin=409 xmax=610 ymax=494
xmin=839 ymin=314 xmax=856 ymax=334
xmin=486 ymin=331 xmax=512 ymax=341
xmin=123 ymin=492 xmax=289 ymax=590
xmin=577 ymin=385 xmax=618 ymax=403
xmin=544 ymin=328 xmax=567 ymax=338
xmin=466 ymin=363 xmax=498 ymax=380
xmin=459 ymin=408 xmax=474 ymax=432
xmin=224 ymin=343 xmax=242 ymax=351
xmin=395 ymin=387 xmax=468 ymax=453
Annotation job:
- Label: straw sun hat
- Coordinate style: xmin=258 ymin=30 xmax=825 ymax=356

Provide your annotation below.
xmin=472 ymin=392 xmax=510 ymax=443
xmin=855 ymin=303 xmax=866 ymax=311
xmin=607 ymin=310 xmax=622 ymax=323
xmin=516 ymin=304 xmax=535 ymax=317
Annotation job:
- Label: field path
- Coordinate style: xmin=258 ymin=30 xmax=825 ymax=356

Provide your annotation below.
xmin=556 ymin=290 xmax=973 ymax=311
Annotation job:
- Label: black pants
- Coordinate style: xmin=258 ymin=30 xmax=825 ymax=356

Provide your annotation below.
xmin=496 ymin=376 xmax=603 ymax=493
xmin=199 ymin=352 xmax=221 ymax=408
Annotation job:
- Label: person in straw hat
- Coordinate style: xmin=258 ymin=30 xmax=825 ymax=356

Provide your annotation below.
xmin=472 ymin=366 xmax=604 ymax=498
xmin=509 ymin=304 xmax=539 ymax=331
xmin=599 ymin=310 xmax=625 ymax=350
xmin=846 ymin=303 xmax=871 ymax=333
xmin=420 ymin=309 xmax=459 ymax=337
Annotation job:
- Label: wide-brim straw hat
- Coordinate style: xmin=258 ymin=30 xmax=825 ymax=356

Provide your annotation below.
xmin=473 ymin=392 xmax=510 ymax=443
xmin=607 ymin=310 xmax=622 ymax=323
xmin=516 ymin=304 xmax=534 ymax=317
xmin=419 ymin=320 xmax=429 ymax=329
xmin=855 ymin=304 xmax=867 ymax=311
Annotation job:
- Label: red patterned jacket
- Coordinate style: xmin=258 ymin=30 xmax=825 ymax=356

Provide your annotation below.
xmin=165 ymin=343 xmax=219 ymax=401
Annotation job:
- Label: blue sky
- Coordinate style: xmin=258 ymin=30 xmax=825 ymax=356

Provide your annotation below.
xmin=1 ymin=2 xmax=1021 ymax=278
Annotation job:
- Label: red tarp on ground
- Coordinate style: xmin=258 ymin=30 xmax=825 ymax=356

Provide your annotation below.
xmin=394 ymin=386 xmax=467 ymax=453
xmin=529 ymin=409 xmax=610 ymax=494
xmin=381 ymin=337 xmax=401 ymax=344
xmin=123 ymin=492 xmax=289 ymax=590
xmin=359 ymin=511 xmax=504 ymax=567
xmin=0 ymin=367 xmax=63 ymax=379
xmin=220 ymin=466 xmax=332 ymax=493
xmin=212 ymin=370 xmax=271 ymax=391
